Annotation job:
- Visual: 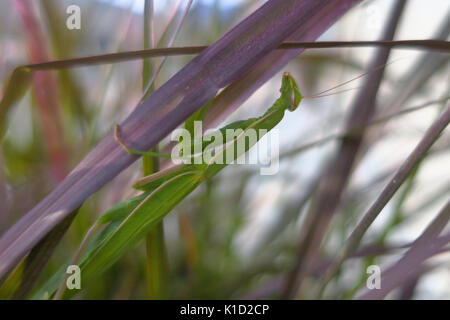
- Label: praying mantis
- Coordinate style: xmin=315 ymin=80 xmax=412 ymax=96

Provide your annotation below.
xmin=39 ymin=72 xmax=302 ymax=299
xmin=39 ymin=60 xmax=394 ymax=299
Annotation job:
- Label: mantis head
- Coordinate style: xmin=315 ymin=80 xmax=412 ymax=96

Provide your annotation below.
xmin=281 ymin=72 xmax=302 ymax=111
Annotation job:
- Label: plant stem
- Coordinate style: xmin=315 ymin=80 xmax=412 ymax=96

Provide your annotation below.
xmin=142 ymin=145 xmax=168 ymax=299
xmin=16 ymin=41 xmax=449 ymax=72
xmin=281 ymin=0 xmax=407 ymax=299
xmin=142 ymin=0 xmax=168 ymax=300
xmin=145 ymin=222 xmax=169 ymax=299
xmin=316 ymin=104 xmax=450 ymax=297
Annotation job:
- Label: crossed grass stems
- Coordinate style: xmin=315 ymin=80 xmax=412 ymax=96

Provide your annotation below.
xmin=1 ymin=0 xmax=449 ymax=300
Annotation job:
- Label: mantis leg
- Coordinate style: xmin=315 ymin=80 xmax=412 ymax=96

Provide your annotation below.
xmin=114 ymin=124 xmax=173 ymax=158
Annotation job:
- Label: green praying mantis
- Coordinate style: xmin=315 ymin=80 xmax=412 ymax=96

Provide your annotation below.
xmin=37 ymin=60 xmax=394 ymax=299
xmin=38 ymin=72 xmax=302 ymax=299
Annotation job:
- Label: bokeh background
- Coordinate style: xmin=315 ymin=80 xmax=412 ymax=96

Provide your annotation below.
xmin=0 ymin=0 xmax=449 ymax=299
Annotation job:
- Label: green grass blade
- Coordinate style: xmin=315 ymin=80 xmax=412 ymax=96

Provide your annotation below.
xmin=0 ymin=68 xmax=32 ymax=139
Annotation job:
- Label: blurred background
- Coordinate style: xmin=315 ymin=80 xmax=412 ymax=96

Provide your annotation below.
xmin=0 ymin=0 xmax=449 ymax=299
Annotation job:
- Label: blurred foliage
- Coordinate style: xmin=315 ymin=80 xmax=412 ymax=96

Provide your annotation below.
xmin=0 ymin=0 xmax=449 ymax=300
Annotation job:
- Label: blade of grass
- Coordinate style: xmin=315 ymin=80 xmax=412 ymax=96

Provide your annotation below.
xmin=382 ymin=14 xmax=450 ymax=114
xmin=337 ymin=84 xmax=450 ymax=298
xmin=19 ymin=40 xmax=450 ymax=70
xmin=358 ymin=223 xmax=450 ymax=300
xmin=343 ymin=166 xmax=421 ymax=298
xmin=242 ymin=241 xmax=417 ymax=299
xmin=317 ymin=104 xmax=450 ymax=297
xmin=142 ymin=0 xmax=155 ymax=100
xmin=156 ymin=0 xmax=183 ymax=46
xmin=3 ymin=4 xmax=139 ymax=299
xmin=282 ymin=0 xmax=408 ymax=299
xmin=0 ymin=68 xmax=32 ymax=139
xmin=145 ymin=221 xmax=168 ymax=299
xmin=0 ymin=209 xmax=78 ymax=299
xmin=141 ymin=0 xmax=194 ymax=101
xmin=142 ymin=0 xmax=169 ymax=300
xmin=5 ymin=41 xmax=448 ymax=72
xmin=397 ymin=272 xmax=422 ymax=300
xmin=39 ymin=0 xmax=89 ymax=121
xmin=366 ymin=14 xmax=450 ymax=153
xmin=13 ymin=0 xmax=68 ymax=180
xmin=143 ymin=0 xmax=155 ymax=83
